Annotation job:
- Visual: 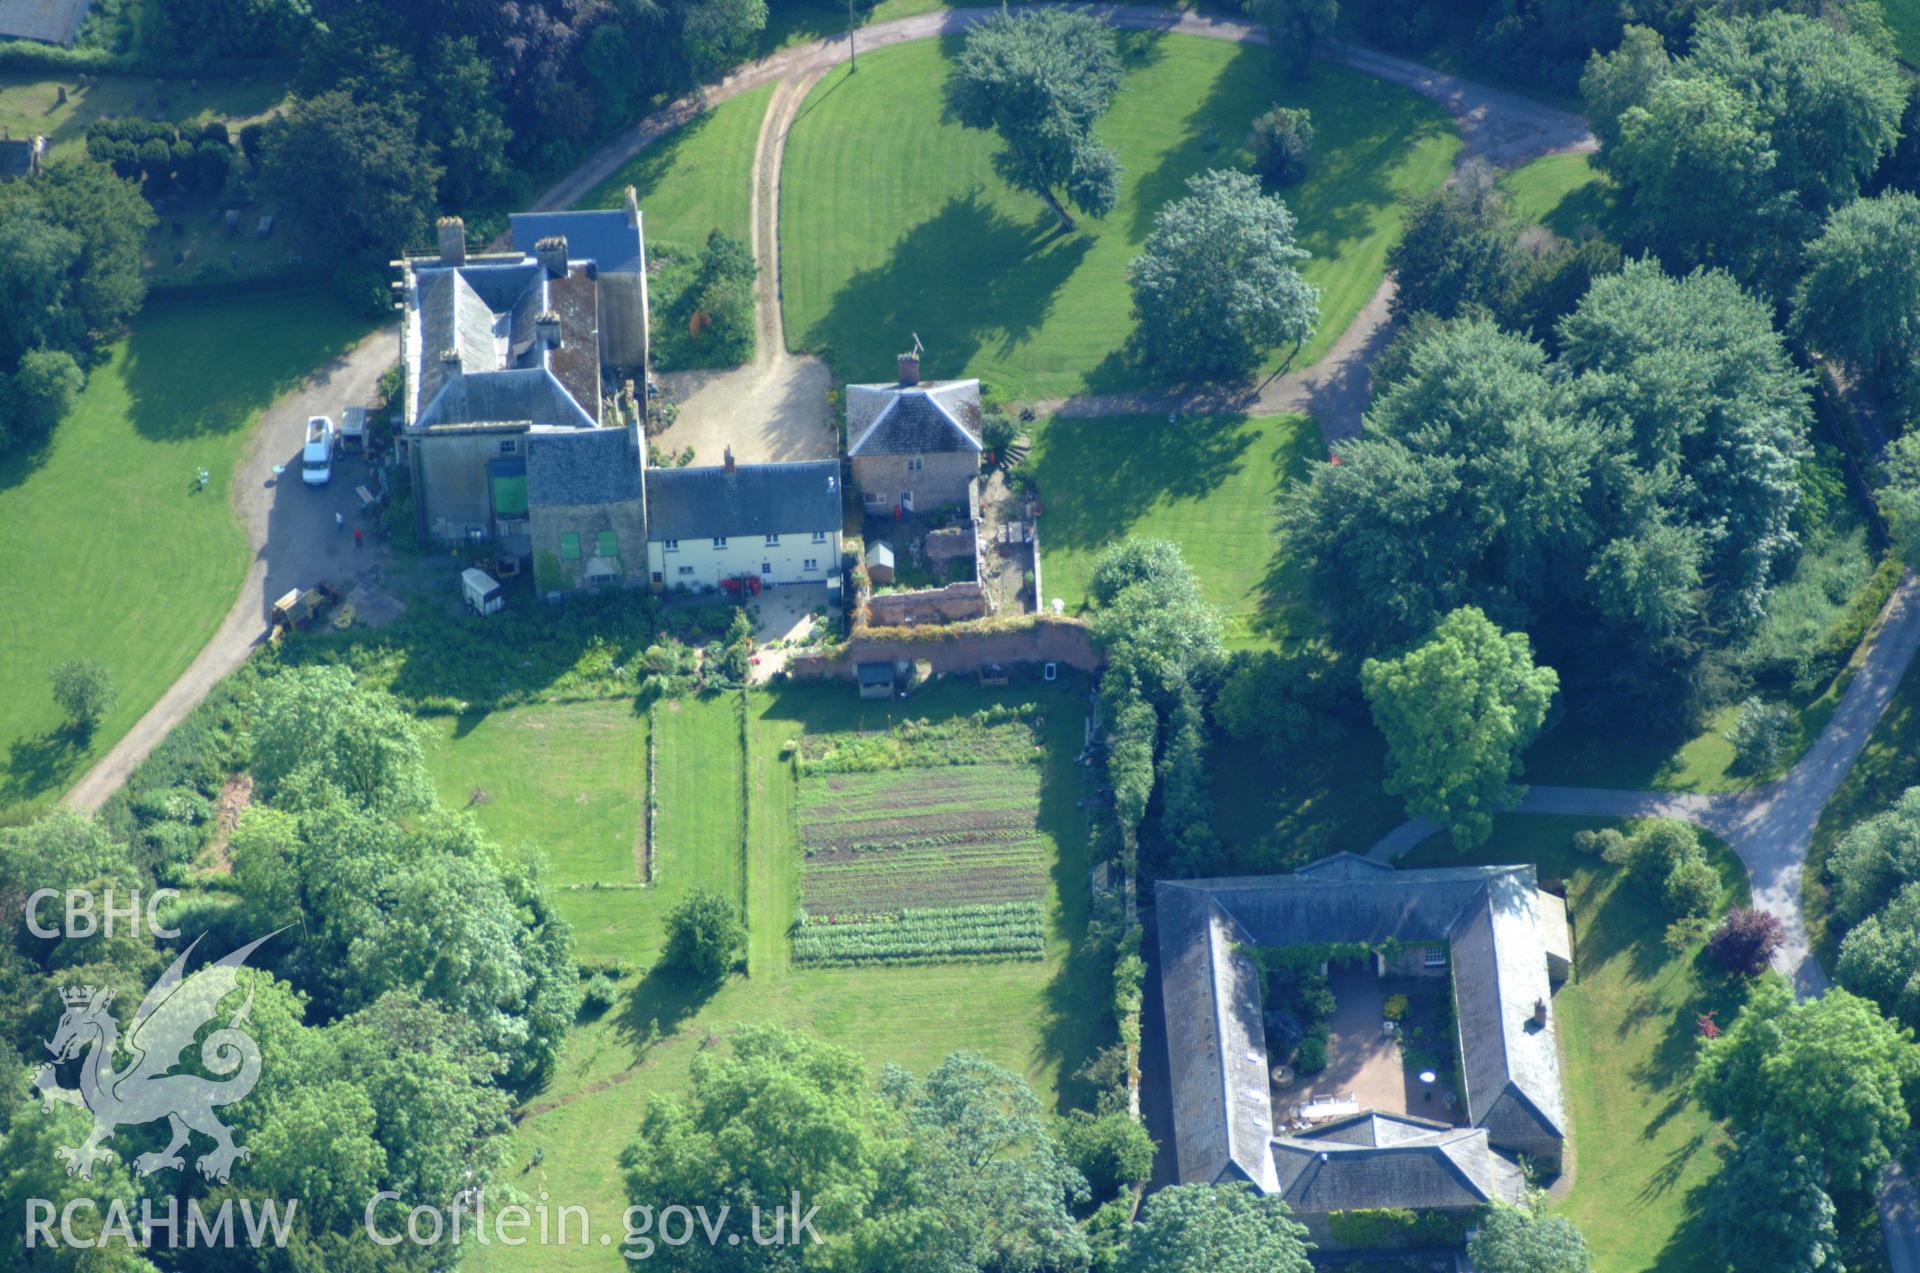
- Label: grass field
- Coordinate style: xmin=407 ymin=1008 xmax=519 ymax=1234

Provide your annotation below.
xmin=1499 ymin=150 xmax=1622 ymax=241
xmin=583 ymin=80 xmax=773 ymax=253
xmin=466 ymin=678 xmax=1102 ymax=1272
xmin=0 ymin=68 xmax=282 ymax=162
xmin=1026 ymin=411 xmax=1318 ymax=646
xmin=781 ymin=33 xmax=1457 ymax=400
xmin=0 ymin=292 xmax=369 ymax=814
xmin=1403 ymin=814 xmax=1752 ymax=1273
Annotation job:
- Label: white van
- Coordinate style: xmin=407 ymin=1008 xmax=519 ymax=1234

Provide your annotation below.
xmin=302 ymin=416 xmax=336 ymax=486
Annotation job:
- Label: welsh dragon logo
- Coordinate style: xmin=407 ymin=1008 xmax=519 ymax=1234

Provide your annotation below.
xmin=30 ymin=931 xmax=282 ymax=1183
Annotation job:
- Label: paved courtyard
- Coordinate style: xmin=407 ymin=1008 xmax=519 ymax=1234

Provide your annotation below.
xmin=1272 ymin=968 xmax=1458 ymax=1130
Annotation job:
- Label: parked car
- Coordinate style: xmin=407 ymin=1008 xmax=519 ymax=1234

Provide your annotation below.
xmin=302 ymin=415 xmax=336 ymax=486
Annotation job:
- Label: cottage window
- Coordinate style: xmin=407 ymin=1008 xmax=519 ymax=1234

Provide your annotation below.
xmin=1424 ymin=947 xmax=1447 ymax=969
xmin=677 ymin=565 xmax=694 ymax=576
xmin=803 ymin=558 xmax=818 ymax=572
xmin=907 ymin=458 xmax=924 ymax=472
xmin=663 ymin=538 xmax=679 ymax=551
xmin=560 ymin=532 xmax=580 ymax=561
xmin=812 ymin=530 xmax=827 ymax=543
xmin=713 ymin=536 xmax=728 ymax=549
xmin=499 ymin=440 xmax=517 ymax=454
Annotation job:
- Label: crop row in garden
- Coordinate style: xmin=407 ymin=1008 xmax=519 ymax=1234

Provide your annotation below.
xmin=792 ymin=902 xmax=1046 ymax=966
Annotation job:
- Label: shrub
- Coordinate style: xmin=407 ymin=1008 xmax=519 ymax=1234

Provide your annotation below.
xmin=1059 ymin=1110 xmax=1155 ymax=1199
xmin=1294 ymin=1022 xmax=1330 ymax=1073
xmin=1665 ymin=916 xmax=1712 ymax=954
xmin=1383 ymin=993 xmax=1409 ymax=1021
xmin=578 ymin=973 xmax=619 ymax=1017
xmin=1249 ymin=106 xmax=1314 ymax=185
xmin=1294 ymin=971 xmax=1337 ymax=1023
xmin=981 ymin=410 xmax=1017 ymax=462
xmin=1725 ymin=697 xmax=1795 ymax=775
xmin=1708 ymin=907 xmax=1785 ymax=977
xmin=1664 ymin=856 xmax=1720 ymax=919
xmin=662 ymin=889 xmax=745 ymax=981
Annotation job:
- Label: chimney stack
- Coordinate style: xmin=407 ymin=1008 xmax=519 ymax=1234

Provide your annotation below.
xmin=536 ymin=310 xmax=561 ymax=349
xmin=439 ymin=347 xmax=461 ymax=369
xmin=723 ymin=446 xmax=736 ymax=474
xmin=437 ymin=216 xmax=466 ymax=266
xmin=534 ymin=235 xmax=569 ymax=278
xmin=897 ymin=350 xmax=921 ymax=387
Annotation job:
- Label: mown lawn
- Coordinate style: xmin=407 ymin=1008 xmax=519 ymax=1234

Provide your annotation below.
xmin=1026 ymin=411 xmax=1318 ymax=646
xmin=423 ymin=701 xmax=651 ymax=964
xmin=1403 ymin=815 xmax=1752 ymax=1273
xmin=468 ymin=677 xmax=1102 ymax=1273
xmin=1499 ymin=150 xmax=1623 ymax=240
xmin=0 ymin=292 xmax=369 ymax=814
xmin=583 ymin=80 xmax=773 ymax=253
xmin=781 ymin=33 xmax=1457 ymax=400
xmin=0 ymin=68 xmax=283 ymax=161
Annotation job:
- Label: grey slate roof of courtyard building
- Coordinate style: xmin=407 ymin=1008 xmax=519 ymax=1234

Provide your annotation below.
xmin=1155 ymin=853 xmax=1568 ymax=1203
xmin=526 ymin=427 xmax=643 ymax=508
xmin=645 ymin=461 xmax=842 ymax=541
xmin=1272 ymin=1113 xmax=1527 ymax=1212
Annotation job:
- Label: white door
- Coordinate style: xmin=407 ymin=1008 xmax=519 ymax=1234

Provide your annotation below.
xmin=901 ymin=491 xmax=914 ymax=512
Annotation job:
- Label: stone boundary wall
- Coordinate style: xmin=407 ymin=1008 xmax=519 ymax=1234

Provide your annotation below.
xmin=867 ymin=580 xmax=991 ymax=626
xmin=789 ymin=615 xmax=1099 ymax=681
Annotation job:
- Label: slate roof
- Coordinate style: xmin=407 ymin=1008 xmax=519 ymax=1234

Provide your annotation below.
xmin=1271 ymin=1122 xmax=1527 ymax=1213
xmin=845 ymin=379 xmax=982 ymax=455
xmin=509 ymin=209 xmax=645 ymax=276
xmin=1156 ymin=855 xmax=1569 ymax=1198
xmin=407 ymin=259 xmax=599 ymax=431
xmin=849 ymin=391 xmax=982 ymax=457
xmin=645 ymin=462 xmax=841 ymax=541
xmin=525 ymin=428 xmax=642 ymax=508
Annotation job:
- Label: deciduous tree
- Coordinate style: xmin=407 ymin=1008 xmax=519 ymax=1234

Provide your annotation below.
xmin=949 ymin=8 xmax=1123 ymax=229
xmin=49 ymin=658 xmax=116 ymax=736
xmin=1694 ymin=977 xmax=1920 ymax=1192
xmin=1128 ymin=169 xmax=1318 ymax=377
xmin=662 ymin=888 xmax=745 ymax=982
xmin=1362 ymin=607 xmax=1558 ymax=849
xmin=1117 ymin=1182 xmax=1312 ymax=1273
xmin=1467 ymin=1205 xmax=1592 ymax=1273
xmin=1795 ymin=191 xmax=1920 ymax=404
xmin=1706 ymin=1135 xmax=1841 ymax=1273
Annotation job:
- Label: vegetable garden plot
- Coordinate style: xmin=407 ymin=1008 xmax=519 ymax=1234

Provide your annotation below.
xmin=794 ymin=719 xmax=1052 ymax=965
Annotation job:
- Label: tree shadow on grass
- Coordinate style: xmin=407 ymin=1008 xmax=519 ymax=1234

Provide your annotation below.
xmin=614 ymin=963 xmax=723 ymax=1064
xmin=1 ymin=729 xmax=84 ymax=809
xmin=801 ymin=192 xmax=1092 ymax=385
xmin=121 ymin=293 xmax=366 ymax=444
xmin=588 ymin=105 xmax=722 ymax=230
xmin=1027 ymin=412 xmax=1259 ymax=560
xmin=1123 ymin=39 xmax=1269 ymax=244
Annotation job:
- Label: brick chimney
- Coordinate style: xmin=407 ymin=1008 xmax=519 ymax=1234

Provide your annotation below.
xmin=536 ymin=310 xmax=561 ymax=349
xmin=534 ymin=235 xmax=568 ymax=278
xmin=897 ymin=350 xmax=920 ymax=387
xmin=724 ymin=446 xmax=736 ymax=474
xmin=436 ymin=216 xmax=466 ymax=266
xmin=439 ymin=347 xmax=461 ymax=369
